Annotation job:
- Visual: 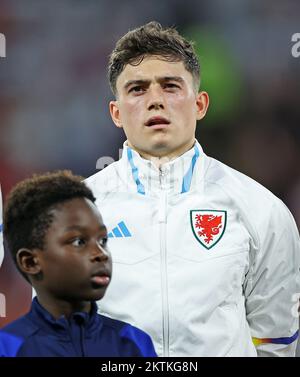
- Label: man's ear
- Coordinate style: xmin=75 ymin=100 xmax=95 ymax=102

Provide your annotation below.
xmin=109 ymin=100 xmax=123 ymax=129
xmin=16 ymin=248 xmax=42 ymax=278
xmin=196 ymin=91 xmax=209 ymax=121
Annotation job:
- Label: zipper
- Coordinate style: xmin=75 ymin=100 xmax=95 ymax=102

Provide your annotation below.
xmin=79 ymin=322 xmax=85 ymax=357
xmin=158 ymin=168 xmax=169 ymax=357
xmin=70 ymin=315 xmax=86 ymax=357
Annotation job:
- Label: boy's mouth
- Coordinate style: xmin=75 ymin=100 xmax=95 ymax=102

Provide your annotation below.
xmin=91 ymin=269 xmax=111 ymax=287
xmin=91 ymin=275 xmax=110 ymax=286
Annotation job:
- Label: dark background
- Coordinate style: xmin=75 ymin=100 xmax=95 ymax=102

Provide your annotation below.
xmin=0 ymin=0 xmax=299 ymax=343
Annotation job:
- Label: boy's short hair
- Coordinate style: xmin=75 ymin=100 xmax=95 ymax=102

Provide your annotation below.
xmin=108 ymin=21 xmax=200 ymax=96
xmin=3 ymin=170 xmax=95 ymax=282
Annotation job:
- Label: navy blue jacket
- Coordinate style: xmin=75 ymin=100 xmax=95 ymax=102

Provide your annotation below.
xmin=0 ymin=298 xmax=157 ymax=357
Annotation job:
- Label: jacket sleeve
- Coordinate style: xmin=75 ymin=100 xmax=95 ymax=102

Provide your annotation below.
xmin=120 ymin=324 xmax=157 ymax=357
xmin=243 ymin=198 xmax=300 ymax=357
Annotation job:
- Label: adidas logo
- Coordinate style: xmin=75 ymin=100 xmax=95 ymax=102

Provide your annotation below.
xmin=108 ymin=221 xmax=132 ymax=238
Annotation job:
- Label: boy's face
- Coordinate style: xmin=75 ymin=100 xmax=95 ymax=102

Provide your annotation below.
xmin=110 ymin=56 xmax=209 ymax=159
xmin=36 ymin=198 xmax=112 ymax=303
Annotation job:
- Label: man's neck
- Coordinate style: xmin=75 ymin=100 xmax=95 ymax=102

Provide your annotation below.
xmin=128 ymin=140 xmax=196 ymax=169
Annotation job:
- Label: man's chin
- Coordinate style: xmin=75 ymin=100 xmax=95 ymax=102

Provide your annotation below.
xmin=149 ymin=140 xmax=172 ymax=154
xmin=131 ymin=139 xmax=174 ymax=159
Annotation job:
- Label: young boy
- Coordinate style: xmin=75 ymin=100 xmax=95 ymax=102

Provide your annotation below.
xmin=0 ymin=171 xmax=157 ymax=357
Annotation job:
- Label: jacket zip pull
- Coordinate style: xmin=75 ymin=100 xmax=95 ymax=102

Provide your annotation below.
xmin=158 ymin=169 xmax=167 ymax=223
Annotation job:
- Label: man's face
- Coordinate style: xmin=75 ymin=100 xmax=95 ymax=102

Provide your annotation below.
xmin=36 ymin=198 xmax=112 ymax=303
xmin=110 ymin=56 xmax=209 ymax=159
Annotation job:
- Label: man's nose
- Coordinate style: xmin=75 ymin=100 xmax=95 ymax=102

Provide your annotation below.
xmin=147 ymin=86 xmax=165 ymax=111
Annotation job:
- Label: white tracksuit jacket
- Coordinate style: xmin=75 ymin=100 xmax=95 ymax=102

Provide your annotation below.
xmin=86 ymin=140 xmax=300 ymax=357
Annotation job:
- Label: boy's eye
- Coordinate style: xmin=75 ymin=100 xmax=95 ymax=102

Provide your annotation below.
xmin=71 ymin=238 xmax=86 ymax=247
xmin=98 ymin=237 xmax=108 ymax=248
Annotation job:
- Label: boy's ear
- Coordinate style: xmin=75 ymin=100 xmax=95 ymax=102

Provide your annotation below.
xmin=16 ymin=248 xmax=42 ymax=278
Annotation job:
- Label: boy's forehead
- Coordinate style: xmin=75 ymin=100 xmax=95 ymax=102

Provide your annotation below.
xmin=51 ymin=198 xmax=104 ymax=226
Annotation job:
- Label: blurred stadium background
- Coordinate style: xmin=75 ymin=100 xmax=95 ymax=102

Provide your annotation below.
xmin=0 ymin=0 xmax=299 ymax=351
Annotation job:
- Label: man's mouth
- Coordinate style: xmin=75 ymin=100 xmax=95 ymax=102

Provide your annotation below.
xmin=145 ymin=116 xmax=170 ymax=127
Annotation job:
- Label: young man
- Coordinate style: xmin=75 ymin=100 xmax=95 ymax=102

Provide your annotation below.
xmin=0 ymin=171 xmax=156 ymax=357
xmin=86 ymin=22 xmax=300 ymax=356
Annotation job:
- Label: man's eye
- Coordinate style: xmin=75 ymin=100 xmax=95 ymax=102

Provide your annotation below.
xmin=129 ymin=86 xmax=144 ymax=93
xmin=164 ymin=83 xmax=179 ymax=89
xmin=71 ymin=238 xmax=86 ymax=247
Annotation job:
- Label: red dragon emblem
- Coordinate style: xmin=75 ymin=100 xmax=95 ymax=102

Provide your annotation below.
xmin=195 ymin=214 xmax=222 ymax=244
xmin=190 ymin=210 xmax=226 ymax=249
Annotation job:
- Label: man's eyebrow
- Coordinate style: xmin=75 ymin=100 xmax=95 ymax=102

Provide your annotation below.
xmin=123 ymin=76 xmax=185 ymax=90
xmin=124 ymin=79 xmax=150 ymax=90
xmin=158 ymin=76 xmax=184 ymax=84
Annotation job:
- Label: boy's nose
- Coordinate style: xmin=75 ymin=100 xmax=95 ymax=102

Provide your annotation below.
xmin=90 ymin=242 xmax=109 ymax=262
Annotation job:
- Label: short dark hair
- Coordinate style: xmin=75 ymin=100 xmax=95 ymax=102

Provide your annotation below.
xmin=3 ymin=170 xmax=96 ymax=282
xmin=108 ymin=21 xmax=200 ymax=96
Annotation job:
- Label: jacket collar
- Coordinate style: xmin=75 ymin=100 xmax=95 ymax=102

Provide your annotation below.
xmin=120 ymin=139 xmax=204 ymax=195
xmin=29 ymin=297 xmax=102 ymax=336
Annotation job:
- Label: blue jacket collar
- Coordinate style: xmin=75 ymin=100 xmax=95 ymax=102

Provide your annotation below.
xmin=30 ymin=297 xmax=102 ymax=336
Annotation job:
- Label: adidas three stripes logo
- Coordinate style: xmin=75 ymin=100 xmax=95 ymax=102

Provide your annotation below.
xmin=108 ymin=221 xmax=132 ymax=238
